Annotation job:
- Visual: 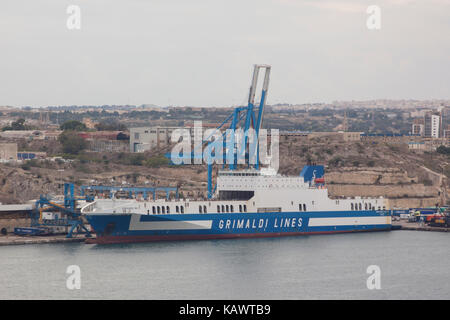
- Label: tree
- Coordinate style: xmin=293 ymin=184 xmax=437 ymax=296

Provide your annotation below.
xmin=58 ymin=131 xmax=87 ymax=154
xmin=436 ymin=145 xmax=450 ymax=155
xmin=2 ymin=118 xmax=28 ymax=131
xmin=11 ymin=118 xmax=26 ymax=130
xmin=60 ymin=120 xmax=87 ymax=131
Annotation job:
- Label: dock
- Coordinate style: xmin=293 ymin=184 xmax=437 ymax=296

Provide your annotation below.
xmin=0 ymin=234 xmax=92 ymax=246
xmin=392 ymin=221 xmax=450 ymax=232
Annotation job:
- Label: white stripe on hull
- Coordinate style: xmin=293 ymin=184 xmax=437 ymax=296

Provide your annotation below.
xmin=308 ymin=216 xmax=391 ymax=227
xmin=129 ymin=214 xmax=213 ymax=231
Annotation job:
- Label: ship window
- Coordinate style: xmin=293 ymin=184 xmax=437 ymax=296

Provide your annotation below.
xmin=221 ymin=205 xmax=225 ymax=212
xmin=226 ymin=205 xmax=229 ymax=213
xmin=147 ymin=210 xmax=150 ymax=215
xmin=382 ymin=206 xmax=386 ymax=210
xmin=243 ymin=205 xmax=247 ymax=212
xmin=359 ymin=203 xmax=362 ymax=210
xmin=239 ymin=205 xmax=242 ymax=212
xmin=180 ymin=206 xmax=184 ymax=214
xmin=203 ymin=205 xmax=207 ymax=213
xmin=217 ymin=205 xmax=221 ymax=213
xmin=351 ymin=203 xmax=354 ymax=210
xmin=152 ymin=206 xmax=156 ymax=214
xmin=176 ymin=206 xmax=179 ymax=213
xmin=378 ymin=206 xmax=381 ymax=210
xmin=199 ymin=205 xmax=202 ymax=213
xmin=303 ymin=204 xmax=306 ymax=211
xmin=157 ymin=206 xmax=161 ymax=214
xmin=167 ymin=206 xmax=170 ymax=214
xmin=230 ymin=205 xmax=234 ymax=213
xmin=162 ymin=206 xmax=165 ymax=214
xmin=299 ymin=204 xmax=302 ymax=211
xmin=365 ymin=203 xmax=367 ymax=210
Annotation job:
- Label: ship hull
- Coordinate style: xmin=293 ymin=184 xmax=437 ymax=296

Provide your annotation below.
xmin=85 ymin=210 xmax=392 ymax=244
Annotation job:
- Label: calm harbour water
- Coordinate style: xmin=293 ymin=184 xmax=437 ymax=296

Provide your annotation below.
xmin=0 ymin=230 xmax=449 ymax=300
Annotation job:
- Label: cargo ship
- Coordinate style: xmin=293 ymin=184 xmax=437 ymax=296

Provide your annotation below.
xmin=82 ymin=165 xmax=391 ymax=244
xmin=82 ymin=65 xmax=391 ymax=244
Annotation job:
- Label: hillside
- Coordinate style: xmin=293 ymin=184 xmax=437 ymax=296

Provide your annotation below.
xmin=0 ymin=135 xmax=448 ymax=208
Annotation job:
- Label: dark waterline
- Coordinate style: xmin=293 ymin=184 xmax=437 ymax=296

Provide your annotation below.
xmin=0 ymin=230 xmax=449 ymax=299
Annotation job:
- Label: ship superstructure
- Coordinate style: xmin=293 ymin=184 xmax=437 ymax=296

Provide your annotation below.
xmin=84 ymin=168 xmax=385 ymax=217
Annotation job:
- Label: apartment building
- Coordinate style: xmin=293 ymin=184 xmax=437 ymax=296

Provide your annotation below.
xmin=424 ymin=112 xmax=440 ymax=138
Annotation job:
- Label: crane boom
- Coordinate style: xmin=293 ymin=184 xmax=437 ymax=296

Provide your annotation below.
xmin=166 ymin=64 xmax=272 ymax=199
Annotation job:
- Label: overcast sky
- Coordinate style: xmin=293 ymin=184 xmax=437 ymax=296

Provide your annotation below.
xmin=1 ymin=0 xmax=449 ymax=107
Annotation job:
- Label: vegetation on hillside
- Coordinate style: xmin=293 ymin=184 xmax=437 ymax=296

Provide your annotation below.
xmin=1 ymin=118 xmax=35 ymax=131
xmin=60 ymin=120 xmax=87 ymax=131
xmin=58 ymin=131 xmax=87 ymax=154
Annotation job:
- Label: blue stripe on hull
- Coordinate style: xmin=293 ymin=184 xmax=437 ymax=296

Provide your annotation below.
xmin=85 ymin=210 xmax=391 ymax=243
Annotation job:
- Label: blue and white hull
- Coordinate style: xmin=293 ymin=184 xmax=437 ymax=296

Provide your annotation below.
xmin=85 ymin=210 xmax=392 ymax=244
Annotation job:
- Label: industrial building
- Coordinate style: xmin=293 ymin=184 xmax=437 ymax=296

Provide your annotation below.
xmin=129 ymin=125 xmax=206 ymax=152
xmin=411 ymin=118 xmax=425 ymax=136
xmin=0 ymin=130 xmax=61 ymax=140
xmin=130 ymin=127 xmax=181 ymax=152
xmin=0 ymin=143 xmax=18 ymax=161
xmin=88 ymin=140 xmax=128 ymax=153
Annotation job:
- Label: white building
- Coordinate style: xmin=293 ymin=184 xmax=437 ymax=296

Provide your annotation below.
xmin=129 ymin=127 xmax=179 ymax=152
xmin=129 ymin=125 xmax=209 ymax=153
xmin=424 ymin=113 xmax=440 ymax=138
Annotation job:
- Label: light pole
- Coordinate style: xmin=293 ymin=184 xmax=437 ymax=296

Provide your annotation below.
xmin=58 ymin=169 xmax=64 ymax=189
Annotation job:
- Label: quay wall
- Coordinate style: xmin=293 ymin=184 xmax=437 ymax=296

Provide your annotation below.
xmin=0 ymin=218 xmax=31 ymax=233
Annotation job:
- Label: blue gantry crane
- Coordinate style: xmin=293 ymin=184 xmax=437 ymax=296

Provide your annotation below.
xmin=27 ymin=183 xmax=180 ymax=238
xmin=168 ymin=64 xmax=271 ymax=199
xmin=30 ymin=183 xmax=94 ymax=238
